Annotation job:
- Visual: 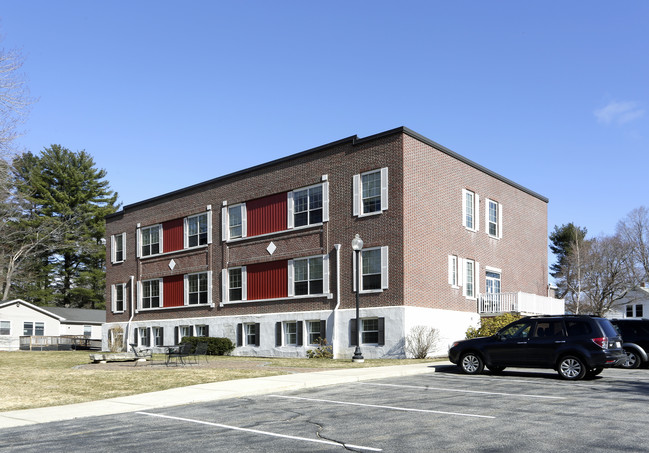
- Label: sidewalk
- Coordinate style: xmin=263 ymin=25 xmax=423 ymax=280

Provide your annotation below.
xmin=0 ymin=361 xmax=452 ymax=429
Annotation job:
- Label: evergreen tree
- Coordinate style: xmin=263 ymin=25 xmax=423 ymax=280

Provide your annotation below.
xmin=12 ymin=145 xmax=118 ymax=307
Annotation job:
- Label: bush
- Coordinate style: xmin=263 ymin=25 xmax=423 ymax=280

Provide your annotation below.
xmin=306 ymin=338 xmax=333 ymax=359
xmin=181 ymin=336 xmax=235 ymax=356
xmin=465 ymin=313 xmax=522 ymax=339
xmin=405 ymin=325 xmax=441 ymax=359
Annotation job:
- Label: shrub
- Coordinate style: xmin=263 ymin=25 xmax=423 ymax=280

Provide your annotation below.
xmin=465 ymin=313 xmax=522 ymax=339
xmin=181 ymin=336 xmax=235 ymax=356
xmin=306 ymin=338 xmax=333 ymax=359
xmin=405 ymin=325 xmax=441 ymax=359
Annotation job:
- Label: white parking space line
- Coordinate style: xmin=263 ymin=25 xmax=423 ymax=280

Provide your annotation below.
xmin=360 ymin=382 xmax=565 ymax=399
xmin=137 ymin=412 xmax=382 ymax=452
xmin=268 ymin=395 xmax=495 ymax=419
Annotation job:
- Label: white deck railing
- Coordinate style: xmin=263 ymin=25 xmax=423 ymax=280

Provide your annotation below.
xmin=478 ymin=292 xmax=564 ymax=316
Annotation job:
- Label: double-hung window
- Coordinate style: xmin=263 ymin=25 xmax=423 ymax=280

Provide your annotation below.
xmin=292 ymin=185 xmax=323 ymax=227
xmin=307 ymin=320 xmax=324 ymax=345
xmin=362 ymin=318 xmax=380 ymax=344
xmin=195 ymin=325 xmax=208 ymax=337
xmin=462 ymin=189 xmax=479 ymax=231
xmin=23 ymin=322 xmax=44 ymax=336
xmin=284 ymin=321 xmax=298 ymax=346
xmin=637 ymin=305 xmax=644 ymax=318
xmin=139 ymin=327 xmax=150 ymax=347
xmin=112 ymin=283 xmax=125 ymax=313
xmin=354 ymin=247 xmax=389 ymax=292
xmin=140 ymin=225 xmax=161 ymax=257
xmin=464 ymin=259 xmax=476 ymax=299
xmin=186 ymin=213 xmax=208 ymax=248
xmin=486 ymin=199 xmax=502 ymax=238
xmin=0 ymin=320 xmax=9 ymax=335
xmin=141 ymin=279 xmax=161 ymax=309
xmin=245 ymin=323 xmax=258 ymax=346
xmin=111 ymin=233 xmax=125 ymax=263
xmin=153 ymin=327 xmax=164 ymax=346
xmin=353 ymin=168 xmax=388 ymax=216
xmin=228 ymin=267 xmax=244 ymax=301
xmin=187 ymin=272 xmax=208 ymax=305
xmin=292 ymin=256 xmax=324 ymax=296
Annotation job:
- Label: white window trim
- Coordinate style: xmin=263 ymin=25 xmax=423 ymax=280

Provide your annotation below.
xmin=222 ymin=203 xmax=247 ymax=242
xmin=111 ymin=233 xmax=126 ymax=264
xmin=0 ymin=320 xmax=11 ymax=336
xmin=284 ymin=321 xmax=299 ymax=346
xmin=485 ymin=198 xmax=503 ymax=239
xmin=184 ymin=211 xmax=212 ymax=249
xmin=287 ymin=182 xmax=329 ymax=229
xmin=222 ymin=266 xmax=247 ymax=305
xmin=306 ymin=320 xmax=323 ymax=346
xmin=462 ymin=189 xmax=479 ymax=232
xmin=111 ymin=283 xmax=126 ymax=313
xmin=353 ymin=246 xmax=389 ymax=293
xmin=243 ymin=322 xmax=258 ymax=346
xmin=448 ymin=255 xmax=459 ymax=288
xmin=288 ymin=254 xmax=330 ymax=298
xmin=183 ymin=271 xmax=213 ymax=307
xmin=353 ymin=167 xmax=388 ymax=217
xmin=462 ymin=259 xmax=479 ymax=300
xmin=138 ymin=278 xmax=163 ymax=310
xmin=138 ymin=224 xmax=163 ymax=258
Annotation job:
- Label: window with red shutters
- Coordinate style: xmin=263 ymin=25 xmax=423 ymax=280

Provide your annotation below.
xmin=163 ymin=218 xmax=184 ymax=253
xmin=246 ymin=192 xmax=287 ymax=237
xmin=163 ymin=274 xmax=184 ymax=307
xmin=247 ymin=260 xmax=288 ymax=300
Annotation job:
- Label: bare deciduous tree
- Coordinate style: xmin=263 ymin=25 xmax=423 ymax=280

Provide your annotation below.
xmin=617 ymin=206 xmax=649 ymax=283
xmin=405 ymin=325 xmax=441 ymax=359
xmin=0 ymin=42 xmax=33 ymax=156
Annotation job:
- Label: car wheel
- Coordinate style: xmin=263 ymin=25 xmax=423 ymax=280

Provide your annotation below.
xmin=487 ymin=365 xmax=506 ymax=374
xmin=459 ymin=352 xmax=484 ymax=375
xmin=621 ymin=349 xmax=641 ymax=369
xmin=558 ymin=355 xmax=586 ymax=380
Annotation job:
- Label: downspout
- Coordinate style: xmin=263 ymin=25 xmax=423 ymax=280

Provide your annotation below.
xmin=332 ymin=244 xmax=341 ymax=359
xmin=124 ymin=275 xmax=135 ymax=351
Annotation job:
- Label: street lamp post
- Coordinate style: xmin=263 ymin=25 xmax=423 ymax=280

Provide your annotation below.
xmin=351 ymin=234 xmax=364 ymax=363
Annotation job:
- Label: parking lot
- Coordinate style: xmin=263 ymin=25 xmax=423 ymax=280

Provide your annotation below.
xmin=3 ymin=365 xmax=649 ymax=452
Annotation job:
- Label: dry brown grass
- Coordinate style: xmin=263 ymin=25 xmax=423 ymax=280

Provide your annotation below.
xmin=0 ymin=351 xmax=436 ymax=412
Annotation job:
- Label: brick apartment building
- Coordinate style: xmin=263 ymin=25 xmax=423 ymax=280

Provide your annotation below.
xmin=103 ymin=127 xmax=556 ymax=358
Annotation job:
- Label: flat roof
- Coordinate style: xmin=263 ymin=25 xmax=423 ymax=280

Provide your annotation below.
xmin=108 ymin=126 xmax=547 ymax=219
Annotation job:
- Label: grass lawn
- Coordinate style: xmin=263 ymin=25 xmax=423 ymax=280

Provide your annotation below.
xmin=0 ymin=351 xmax=439 ymax=412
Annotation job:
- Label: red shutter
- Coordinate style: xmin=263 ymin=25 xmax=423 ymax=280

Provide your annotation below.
xmin=163 ymin=218 xmax=184 ymax=252
xmin=164 ymin=274 xmax=184 ymax=307
xmin=247 ymin=260 xmax=287 ymax=300
xmin=247 ymin=192 xmax=287 ymax=237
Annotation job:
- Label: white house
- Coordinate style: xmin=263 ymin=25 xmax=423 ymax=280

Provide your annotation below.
xmin=0 ymin=299 xmax=105 ymax=351
xmin=605 ymin=285 xmax=649 ymax=319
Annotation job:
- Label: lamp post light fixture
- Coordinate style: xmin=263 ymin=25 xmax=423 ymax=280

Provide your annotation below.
xmin=351 ymin=234 xmax=365 ymax=363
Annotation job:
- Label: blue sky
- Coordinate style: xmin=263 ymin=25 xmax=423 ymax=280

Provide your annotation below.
xmin=1 ymin=1 xmax=647 ymax=242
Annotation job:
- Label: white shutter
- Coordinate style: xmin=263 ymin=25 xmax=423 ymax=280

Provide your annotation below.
xmin=241 ymin=204 xmax=247 ymax=238
xmin=322 ymin=181 xmax=329 ymax=222
xmin=122 ymin=233 xmax=126 ymax=262
xmin=287 ymin=260 xmax=295 ymax=297
xmin=135 ymin=228 xmax=141 ymax=258
xmin=221 ymin=207 xmax=228 ymax=241
xmin=221 ymin=269 xmax=228 ymax=303
xmin=207 ymin=209 xmax=213 ymax=244
xmin=381 ymin=167 xmax=388 ymax=211
xmin=353 ymin=174 xmax=360 ymax=216
xmin=183 ymin=217 xmax=189 ymax=249
xmin=241 ymin=266 xmax=247 ymax=301
xmin=207 ymin=271 xmax=213 ymax=305
xmin=111 ymin=285 xmax=116 ymax=312
xmin=287 ymin=192 xmax=294 ymax=229
xmin=458 ymin=258 xmax=464 ymax=287
xmin=475 ymin=194 xmax=480 ymax=232
xmin=110 ymin=235 xmax=116 ymax=263
xmin=475 ymin=262 xmax=480 ymax=297
xmin=485 ymin=199 xmax=490 ymax=235
xmin=498 ymin=203 xmax=503 ymax=239
xmin=158 ymin=278 xmax=164 ymax=308
xmin=322 ymin=254 xmax=330 ymax=294
xmin=352 ymin=251 xmax=358 ymax=292
xmin=461 ymin=190 xmax=467 ymax=228
xmin=137 ymin=280 xmax=142 ymax=310
xmin=183 ymin=274 xmax=189 ymax=306
xmin=381 ymin=246 xmax=389 ymax=289
xmin=448 ymin=256 xmax=454 ymax=285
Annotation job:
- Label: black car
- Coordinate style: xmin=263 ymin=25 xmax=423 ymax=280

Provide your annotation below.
xmin=448 ymin=315 xmax=625 ymax=380
xmin=610 ymin=319 xmax=649 ymax=369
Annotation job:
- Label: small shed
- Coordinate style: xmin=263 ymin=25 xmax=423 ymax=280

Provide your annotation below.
xmin=0 ymin=299 xmax=106 ymax=351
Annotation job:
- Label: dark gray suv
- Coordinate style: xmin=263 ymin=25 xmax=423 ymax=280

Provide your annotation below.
xmin=449 ymin=315 xmax=625 ymax=380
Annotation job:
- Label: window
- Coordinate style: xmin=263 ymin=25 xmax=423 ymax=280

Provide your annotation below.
xmin=627 ymin=305 xmax=634 ymax=317
xmin=362 ymin=318 xmax=379 ymax=344
xmin=153 ymin=327 xmax=164 ymax=346
xmin=186 ymin=213 xmax=208 ymax=248
xmin=465 ymin=259 xmax=475 ymax=298
xmin=187 ymin=272 xmax=208 ymax=305
xmin=637 ymin=304 xmax=644 ymax=318
xmin=307 ymin=320 xmax=324 ymax=345
xmin=111 ymin=233 xmax=125 ymax=263
xmin=35 ymin=322 xmax=44 ymax=336
xmin=292 ymin=185 xmax=323 ymax=227
xmin=462 ymin=189 xmax=479 ymax=231
xmin=448 ymin=255 xmax=458 ymax=287
xmin=112 ymin=283 xmax=125 ymax=313
xmin=224 ymin=204 xmax=246 ymax=240
xmin=140 ymin=225 xmax=161 ymax=257
xmin=139 ymin=327 xmax=150 ymax=347
xmin=499 ymin=320 xmax=532 ymax=339
xmin=195 ymin=325 xmax=209 ymax=337
xmin=354 ymin=247 xmax=388 ymax=292
xmin=485 ymin=271 xmax=501 ymax=295
xmin=486 ymin=199 xmax=502 ymax=238
xmin=284 ymin=322 xmax=298 ymax=346
xmin=83 ymin=325 xmax=92 ymax=337
xmin=228 ymin=267 xmax=244 ymax=301
xmin=353 ymin=168 xmax=388 ymax=216
xmin=0 ymin=320 xmax=10 ymax=335
xmin=23 ymin=322 xmax=33 ymax=336
xmin=245 ymin=323 xmax=258 ymax=346
xmin=293 ymin=257 xmax=323 ymax=295
xmin=141 ymin=279 xmax=161 ymax=309
xmin=180 ymin=325 xmax=193 ymax=339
